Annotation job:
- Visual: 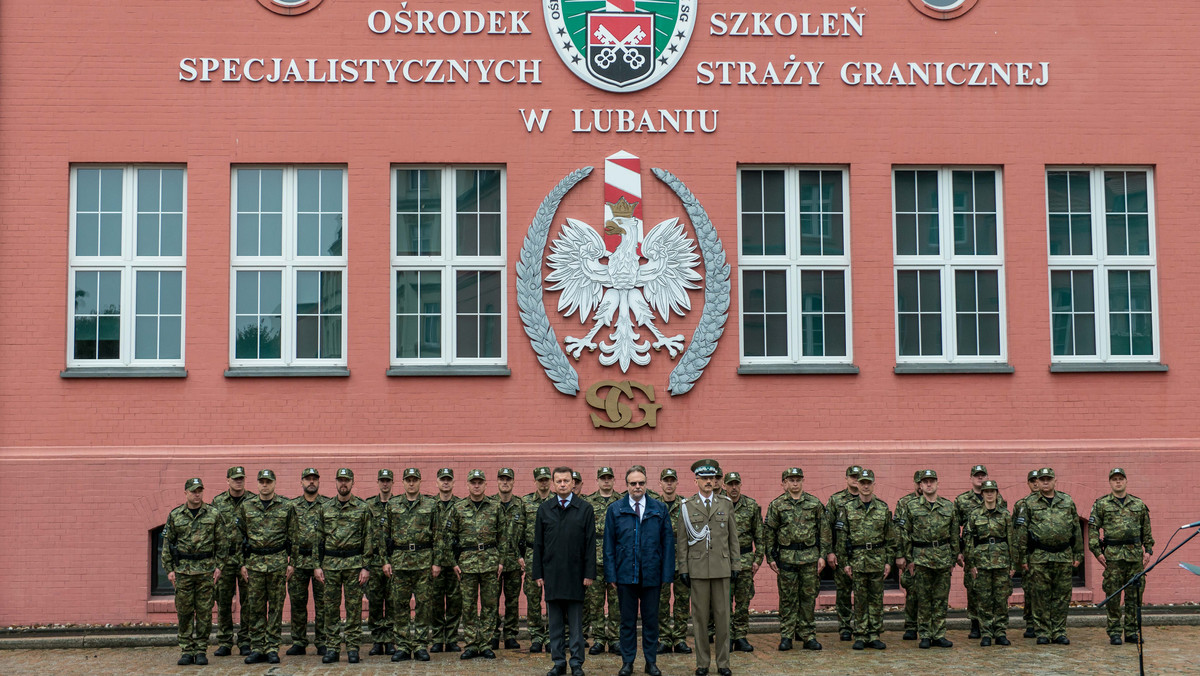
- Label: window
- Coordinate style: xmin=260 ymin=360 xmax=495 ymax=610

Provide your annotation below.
xmin=230 ymin=167 xmax=346 ymax=368
xmin=1046 ymin=167 xmax=1159 ymax=363
xmin=150 ymin=525 xmax=173 ymax=596
xmin=68 ymin=166 xmax=186 ymax=369
xmin=390 ymin=167 xmax=506 ymax=369
xmin=893 ymin=167 xmax=1007 ymax=366
xmin=738 ymin=167 xmax=853 ymax=369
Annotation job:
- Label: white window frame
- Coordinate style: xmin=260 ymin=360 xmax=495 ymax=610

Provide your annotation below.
xmin=390 ymin=166 xmax=507 ymax=367
xmin=67 ymin=165 xmax=187 ymax=368
xmin=1045 ymin=166 xmax=1159 ymax=363
xmin=737 ymin=166 xmax=853 ymax=365
xmin=892 ymin=166 xmax=1007 ymax=364
xmin=229 ymin=165 xmax=348 ymax=368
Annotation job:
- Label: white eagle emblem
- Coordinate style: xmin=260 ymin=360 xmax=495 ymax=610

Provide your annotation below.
xmin=546 ymin=196 xmax=702 ymax=372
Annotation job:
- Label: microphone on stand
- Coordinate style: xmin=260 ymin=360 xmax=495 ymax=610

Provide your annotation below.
xmin=1181 ymin=521 xmax=1200 ymax=529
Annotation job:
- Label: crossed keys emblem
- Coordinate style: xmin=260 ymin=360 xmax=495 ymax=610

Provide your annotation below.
xmin=592 ymin=24 xmax=647 ymax=70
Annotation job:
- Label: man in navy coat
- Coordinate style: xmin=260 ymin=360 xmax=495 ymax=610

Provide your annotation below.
xmin=604 ymin=467 xmax=675 ymax=676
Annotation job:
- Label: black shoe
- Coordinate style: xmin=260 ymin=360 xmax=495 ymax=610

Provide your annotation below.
xmin=1126 ymin=634 xmax=1139 ymax=644
xmin=868 ymin=640 xmax=887 ymax=650
xmin=415 ymin=648 xmax=430 ymax=661
xmin=369 ymin=642 xmax=384 ymax=656
xmin=430 ymin=642 xmax=444 ymax=653
xmin=619 ymin=664 xmax=635 ymax=676
xmin=919 ymin=638 xmax=931 ymax=649
xmin=214 ymin=646 xmax=231 ymax=657
xmin=1053 ymin=636 xmax=1070 ymax=645
xmin=609 ymin=643 xmax=621 ymax=654
xmin=446 ymin=642 xmax=461 ymax=653
xmin=286 ymin=644 xmax=306 ymax=656
xmin=589 ymin=642 xmax=605 ymax=655
xmin=506 ymin=638 xmax=521 ymax=649
xmin=393 ymin=650 xmax=411 ymax=662
xmin=178 ymin=654 xmax=194 ymax=666
xmin=933 ymin=638 xmax=953 ymax=648
xmin=244 ymin=651 xmax=267 ymax=664
xmin=530 ymin=641 xmax=544 ymax=653
xmin=674 ymin=642 xmax=692 ymax=654
xmin=980 ymin=637 xmax=992 ymax=647
xmin=1110 ymin=635 xmax=1123 ymax=645
xmin=969 ymin=619 xmax=981 ymax=639
xmin=460 ymin=647 xmax=480 ymax=660
xmin=347 ymin=651 xmax=359 ymax=663
xmin=995 ymin=636 xmax=1011 ymax=646
xmin=717 ymin=669 xmax=732 ymax=676
xmin=658 ymin=644 xmax=673 ymax=655
xmin=238 ymin=644 xmax=251 ymax=656
xmin=386 ymin=643 xmax=396 ymax=655
xmin=840 ymin=631 xmax=853 ymax=642
xmin=777 ymin=637 xmax=792 ymax=651
xmin=852 ymin=640 xmax=865 ymax=650
xmin=708 ymin=635 xmax=715 ymax=643
xmin=266 ymin=652 xmax=279 ymax=664
xmin=572 ymin=669 xmax=585 ymax=676
xmin=803 ymin=639 xmax=822 ymax=651
xmin=734 ymin=638 xmax=753 ymax=652
xmin=694 ymin=670 xmax=708 ymax=676
xmin=1036 ymin=637 xmax=1050 ymax=645
xmin=322 ymin=650 xmax=339 ymax=663
xmin=546 ymin=667 xmax=567 ymax=676
xmin=316 ymin=644 xmax=326 ymax=655
xmin=490 ymin=638 xmax=500 ymax=650
xmin=481 ymin=649 xmax=497 ymax=659
xmin=193 ymin=653 xmax=208 ymax=665
xmin=645 ymin=664 xmax=662 ymax=676
xmin=1024 ymin=628 xmax=1037 ymax=639
xmin=902 ymin=629 xmax=918 ymax=641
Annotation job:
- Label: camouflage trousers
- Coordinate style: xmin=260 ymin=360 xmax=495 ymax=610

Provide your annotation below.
xmin=1102 ymin=560 xmax=1144 ymax=637
xmin=1028 ymin=561 xmax=1073 ymax=640
xmin=322 ymin=569 xmax=364 ymax=650
xmin=658 ymin=575 xmax=691 ymax=645
xmin=493 ymin=568 xmax=523 ymax=642
xmin=459 ymin=571 xmax=500 ymax=651
xmin=174 ymin=572 xmax=215 ymax=653
xmin=775 ymin=562 xmax=819 ymax=641
xmin=730 ymin=566 xmax=756 ymax=641
xmin=430 ymin=565 xmax=462 ymax=645
xmin=365 ymin=566 xmax=390 ymax=643
xmin=914 ymin=565 xmax=951 ymax=640
xmin=246 ymin=569 xmax=286 ymax=653
xmin=1020 ymin=569 xmax=1034 ymax=629
xmin=214 ymin=565 xmax=248 ymax=648
xmin=900 ymin=566 xmax=917 ymax=631
xmin=584 ymin=572 xmax=619 ymax=644
xmin=833 ymin=566 xmax=854 ymax=633
xmin=850 ymin=571 xmax=884 ymax=643
xmin=973 ymin=568 xmax=1012 ymax=638
xmin=287 ymin=568 xmax=327 ymax=649
xmin=964 ymin=560 xmax=978 ymax=623
xmin=389 ymin=568 xmax=433 ymax=652
xmin=523 ymin=549 xmax=547 ymax=644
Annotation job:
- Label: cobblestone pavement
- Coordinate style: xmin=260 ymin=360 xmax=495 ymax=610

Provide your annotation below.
xmin=1 ymin=626 xmax=1197 ymax=676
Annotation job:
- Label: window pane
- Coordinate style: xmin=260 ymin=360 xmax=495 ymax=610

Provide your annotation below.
xmin=741 ymin=214 xmax=764 ymax=256
xmin=457 ymin=213 xmax=479 ymax=257
xmin=955 ymin=270 xmax=977 ymax=313
xmin=76 ymin=214 xmax=99 ymax=257
xmin=1073 ymin=271 xmax=1094 ymax=312
xmin=160 ymin=271 xmax=182 ymax=315
xmin=161 ymin=213 xmax=183 ymax=257
xmin=395 ymin=169 xmax=442 ymax=257
xmin=1049 ymin=271 xmax=1072 ymax=312
xmin=956 ymin=314 xmax=978 ymax=356
xmin=100 ymin=168 xmax=122 ymax=212
xmin=743 ymin=315 xmax=766 ymax=357
xmin=136 ymin=272 xmax=158 ymax=314
xmin=764 ymin=315 xmax=788 ymax=356
xmin=895 ymin=214 xmax=916 ymax=256
xmin=297 ymin=169 xmax=319 ymax=212
xmin=135 ymin=316 xmax=157 ymax=360
xmin=1048 ymin=214 xmax=1071 ymax=256
xmin=395 ymin=270 xmax=441 ymax=359
xmin=1108 ymin=271 xmax=1130 ymax=312
xmin=898 ymin=314 xmax=920 ymax=356
xmin=138 ymin=170 xmax=160 ymax=214
xmin=1131 ymin=313 xmax=1153 ymax=355
xmin=161 ymin=169 xmax=184 ymax=211
xmin=895 ymin=171 xmax=916 ymax=213
xmin=824 ymin=313 xmax=847 ymax=356
xmin=1051 ymin=314 xmax=1072 ymax=356
xmin=919 ymin=270 xmax=941 ymax=311
xmin=100 ymin=213 xmax=122 ymax=256
xmin=741 ymin=171 xmax=763 ymax=212
xmin=896 ymin=271 xmax=918 ymax=313
xmin=457 ymin=315 xmax=478 ymax=358
xmin=1128 ymin=271 xmax=1152 ymax=311
xmin=800 ymin=271 xmax=822 ymax=313
xmin=762 ymin=213 xmax=786 ymax=256
xmin=920 ymin=314 xmax=942 ymax=355
xmin=1075 ymin=314 xmax=1096 ymax=355
xmin=977 ymin=270 xmax=999 ymax=313
xmin=297 ymin=214 xmax=319 ymax=256
xmin=978 ymin=313 xmax=1001 ymax=355
xmin=159 ymin=316 xmax=182 ymax=360
xmin=77 ymin=168 xmax=101 ymax=212
xmin=918 ymin=214 xmax=939 ymax=256
xmin=1070 ymin=215 xmax=1092 ymax=256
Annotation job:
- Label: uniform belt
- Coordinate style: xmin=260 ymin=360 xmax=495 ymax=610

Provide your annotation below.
xmin=1103 ymin=537 xmax=1141 ymax=547
xmin=247 ymin=544 xmax=287 ymax=556
xmin=1031 ymin=540 xmax=1072 ymax=553
xmin=848 ymin=541 xmax=885 ymax=552
xmin=974 ymin=536 xmax=1007 ymax=545
xmin=388 ymin=540 xmax=432 ymax=554
xmin=324 ymin=547 xmax=364 ymax=558
xmin=740 ymin=544 xmax=755 ymax=554
xmin=458 ymin=542 xmax=497 ymax=552
xmin=779 ymin=541 xmax=818 ymax=551
xmin=775 ymin=560 xmax=809 ymax=573
xmin=911 ymin=539 xmax=950 ymax=548
xmin=297 ymin=546 xmax=314 ymax=556
xmin=176 ymin=550 xmax=215 ymax=561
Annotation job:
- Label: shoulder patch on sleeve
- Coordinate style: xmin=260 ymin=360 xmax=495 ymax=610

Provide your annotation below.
xmin=1015 ymin=516 xmax=1025 ymax=525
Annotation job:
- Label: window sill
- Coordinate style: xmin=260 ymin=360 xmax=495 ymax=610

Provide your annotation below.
xmin=894 ymin=363 xmax=1014 ymax=374
xmin=738 ymin=363 xmax=860 ymax=375
xmin=60 ymin=367 xmax=187 ymax=379
xmin=386 ymin=365 xmax=512 ymax=377
xmin=224 ymin=366 xmax=350 ymax=378
xmin=1050 ymin=362 xmax=1168 ymax=373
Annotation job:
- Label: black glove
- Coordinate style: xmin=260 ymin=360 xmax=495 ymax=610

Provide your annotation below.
xmin=730 ymin=570 xmax=739 ymax=583
xmin=679 ymin=573 xmax=691 ymax=588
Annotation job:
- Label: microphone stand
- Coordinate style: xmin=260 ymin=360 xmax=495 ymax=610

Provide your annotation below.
xmin=1099 ymin=526 xmax=1200 ymax=676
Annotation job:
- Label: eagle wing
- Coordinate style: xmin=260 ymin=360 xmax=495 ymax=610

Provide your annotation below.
xmin=637 ymin=217 xmax=701 ymax=321
xmin=546 ymin=218 xmax=610 ymax=322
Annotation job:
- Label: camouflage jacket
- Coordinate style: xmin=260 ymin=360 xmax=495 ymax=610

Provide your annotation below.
xmin=764 ymin=492 xmax=827 ymax=567
xmin=1013 ymin=491 xmax=1039 ymax=563
xmin=660 ymin=496 xmax=684 ymax=574
xmin=496 ymin=495 xmax=526 ymax=568
xmin=365 ymin=494 xmax=393 ymax=569
xmin=1015 ymin=491 xmax=1084 ymax=564
xmin=826 ymin=488 xmax=860 ymax=555
xmin=161 ymin=502 xmax=233 ymax=575
xmin=522 ymin=491 xmax=553 ymax=552
xmin=384 ymin=494 xmax=440 ymax=570
xmin=963 ymin=505 xmax=1015 ymax=570
xmin=834 ymin=497 xmax=896 ymax=573
xmin=586 ymin=491 xmax=622 ymax=568
xmin=210 ymin=490 xmax=249 ymax=559
xmin=955 ymin=489 xmax=1007 ymax=552
xmin=289 ymin=495 xmax=329 ymax=569
xmin=1089 ymin=494 xmax=1154 ymax=562
xmin=731 ymin=496 xmax=766 ymax=568
xmin=438 ymin=495 xmax=511 ymax=573
xmin=236 ymin=495 xmax=296 ymax=573
xmin=318 ymin=495 xmax=378 ymax=571
xmin=898 ymin=495 xmax=960 ymax=568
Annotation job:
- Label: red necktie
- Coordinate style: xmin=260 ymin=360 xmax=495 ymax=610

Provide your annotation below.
xmin=560 ymin=499 xmax=568 ymax=510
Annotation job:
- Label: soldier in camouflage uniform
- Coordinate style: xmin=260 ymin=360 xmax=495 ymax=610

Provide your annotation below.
xmin=429 ymin=467 xmax=463 ymax=652
xmin=522 ymin=466 xmax=554 ymax=653
xmin=656 ymin=468 xmax=692 ymax=655
xmin=724 ymin=471 xmax=764 ymax=652
xmin=236 ymin=469 xmax=296 ymax=665
xmin=834 ymin=468 xmax=895 ymax=651
xmin=286 ymin=468 xmax=329 ymax=657
xmin=897 ymin=469 xmax=960 ymax=648
xmin=572 ymin=470 xmax=584 ymax=496
xmin=365 ymin=468 xmax=396 ymax=655
xmin=954 ymin=464 xmax=1007 ymax=639
xmin=963 ymin=480 xmax=1015 ymax=646
xmin=1014 ymin=467 xmax=1083 ymax=645
xmin=896 ymin=471 xmax=921 ymax=641
xmin=492 ymin=467 xmax=526 ymax=650
xmin=385 ymin=468 xmax=439 ymax=662
xmin=1089 ymin=467 xmax=1154 ymax=645
xmin=826 ymin=465 xmax=863 ymax=641
xmin=162 ymin=478 xmax=232 ymax=666
xmin=1017 ymin=469 xmax=1040 ymax=638
xmin=316 ymin=468 xmax=376 ymax=664
xmin=211 ymin=466 xmax=250 ymax=656
xmin=763 ymin=467 xmax=828 ymax=652
xmin=437 ymin=469 xmax=510 ymax=660
xmin=584 ymin=466 xmax=622 ymax=655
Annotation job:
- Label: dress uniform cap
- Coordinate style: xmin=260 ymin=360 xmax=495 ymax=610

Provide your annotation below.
xmin=1039 ymin=467 xmax=1055 ymax=478
xmin=258 ymin=469 xmax=276 ymax=481
xmin=185 ymin=477 xmax=204 ymax=492
xmin=533 ymin=466 xmax=551 ymax=480
xmin=1109 ymin=467 xmax=1126 ymax=478
xmin=857 ymin=468 xmax=876 ymax=482
xmin=437 ymin=467 xmax=455 ymax=479
xmin=336 ymin=468 xmax=354 ymax=479
xmin=920 ymin=469 xmax=937 ymax=480
xmin=660 ymin=468 xmax=677 ymax=479
xmin=691 ymin=459 xmax=721 ymax=477
xmin=981 ymin=479 xmax=999 ymax=491
xmin=497 ymin=467 xmax=515 ymax=479
xmin=846 ymin=465 xmax=863 ymax=477
xmin=378 ymin=469 xmax=394 ymax=480
xmin=302 ymin=467 xmax=320 ymax=478
xmin=781 ymin=467 xmax=803 ymax=479
xmin=724 ymin=471 xmax=742 ymax=484
xmin=403 ymin=468 xmax=421 ymax=479
xmin=227 ymin=466 xmax=246 ymax=479
xmin=597 ymin=466 xmax=615 ymax=478
xmin=971 ymin=465 xmax=988 ymax=476
xmin=468 ymin=469 xmax=486 ymax=481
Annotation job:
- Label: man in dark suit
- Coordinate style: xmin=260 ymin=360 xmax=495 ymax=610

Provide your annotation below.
xmin=533 ymin=467 xmax=597 ymax=676
xmin=604 ymin=467 xmax=675 ymax=676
